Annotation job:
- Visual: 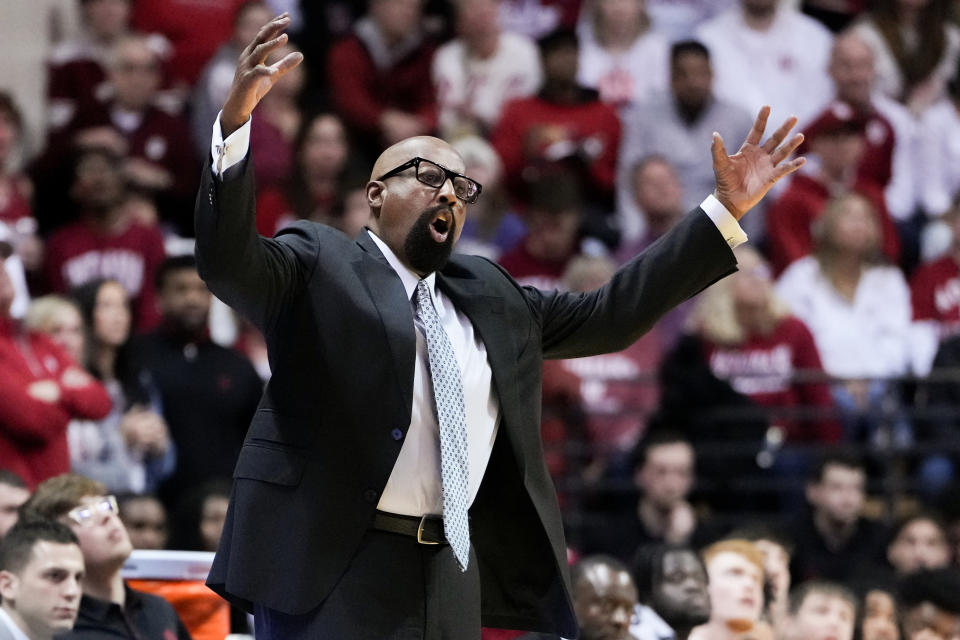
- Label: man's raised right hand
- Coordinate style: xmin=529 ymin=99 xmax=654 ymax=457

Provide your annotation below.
xmin=221 ymin=12 xmax=303 ymax=138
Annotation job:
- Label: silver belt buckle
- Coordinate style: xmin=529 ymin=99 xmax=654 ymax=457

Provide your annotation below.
xmin=417 ymin=515 xmax=441 ymax=545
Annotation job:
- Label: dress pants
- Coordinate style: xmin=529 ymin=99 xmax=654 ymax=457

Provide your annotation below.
xmin=253 ymin=528 xmax=481 ymax=639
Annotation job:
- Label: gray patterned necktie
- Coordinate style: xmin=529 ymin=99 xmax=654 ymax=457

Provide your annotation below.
xmin=414 ymin=279 xmax=470 ymax=571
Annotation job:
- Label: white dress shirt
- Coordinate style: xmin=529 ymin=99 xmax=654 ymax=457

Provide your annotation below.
xmin=0 ymin=608 xmax=32 ymax=640
xmin=209 ymin=114 xmax=748 ymax=517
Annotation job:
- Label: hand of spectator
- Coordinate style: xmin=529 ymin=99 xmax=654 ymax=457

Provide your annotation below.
xmin=221 ymin=13 xmax=303 ymax=138
xmin=712 ymin=106 xmax=805 ymax=220
xmin=380 ymin=110 xmax=429 ymax=145
xmin=27 ymin=380 xmax=61 ymax=403
xmin=60 ymin=367 xmax=93 ymax=389
xmin=123 ymin=158 xmax=173 ymax=190
xmin=120 ymin=406 xmax=170 ymax=457
xmin=664 ymin=501 xmax=696 ymax=545
xmin=75 ymin=126 xmax=128 ymax=156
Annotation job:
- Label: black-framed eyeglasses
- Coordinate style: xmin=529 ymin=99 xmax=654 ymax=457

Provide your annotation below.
xmin=377 ymin=157 xmax=483 ymax=204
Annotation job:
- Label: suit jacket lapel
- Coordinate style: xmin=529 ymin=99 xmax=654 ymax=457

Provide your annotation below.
xmin=352 ymin=232 xmax=417 ymax=420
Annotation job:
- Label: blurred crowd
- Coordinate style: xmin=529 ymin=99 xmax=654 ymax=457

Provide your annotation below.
xmin=4 ymin=0 xmax=960 ymax=638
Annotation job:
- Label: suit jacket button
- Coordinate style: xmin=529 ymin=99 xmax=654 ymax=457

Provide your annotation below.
xmin=363 ymin=489 xmax=378 ymax=503
xmin=391 ymin=428 xmax=403 ymax=441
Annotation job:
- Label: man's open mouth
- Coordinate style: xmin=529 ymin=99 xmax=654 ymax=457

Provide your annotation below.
xmin=429 ymin=210 xmax=452 ymax=243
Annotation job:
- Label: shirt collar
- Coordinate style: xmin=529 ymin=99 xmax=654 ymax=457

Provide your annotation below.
xmin=0 ymin=608 xmax=31 ymax=640
xmin=366 ymin=229 xmax=438 ymax=304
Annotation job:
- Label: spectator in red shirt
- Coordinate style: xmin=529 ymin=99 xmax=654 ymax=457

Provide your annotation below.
xmin=0 ymin=254 xmax=112 ymax=489
xmin=44 ymin=147 xmax=166 ymax=332
xmin=498 ymin=173 xmax=585 ymax=290
xmin=491 ymin=28 xmax=621 ymax=210
xmin=911 ymin=204 xmax=960 ymax=342
xmin=766 ymin=105 xmax=900 ymax=275
xmin=688 ymin=245 xmax=840 ymax=445
xmin=326 ymin=0 xmax=439 ymax=161
xmin=249 ymin=42 xmax=305 ymax=193
xmin=43 ymin=35 xmax=198 ymax=236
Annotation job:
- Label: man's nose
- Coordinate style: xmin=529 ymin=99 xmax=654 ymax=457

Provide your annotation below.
xmin=436 ymin=176 xmax=458 ymax=203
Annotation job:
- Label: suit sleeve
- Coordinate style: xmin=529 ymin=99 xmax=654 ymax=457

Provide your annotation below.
xmin=194 ymin=156 xmax=319 ymax=333
xmin=530 ymin=208 xmax=738 ymax=359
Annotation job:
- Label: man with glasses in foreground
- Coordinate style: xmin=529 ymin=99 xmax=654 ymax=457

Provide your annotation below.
xmin=196 ymin=13 xmax=808 ymax=640
xmin=20 ymin=474 xmax=190 ymax=639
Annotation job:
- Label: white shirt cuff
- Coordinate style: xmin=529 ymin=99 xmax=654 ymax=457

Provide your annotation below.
xmin=211 ymin=112 xmax=252 ymax=176
xmin=700 ymin=194 xmax=748 ymax=248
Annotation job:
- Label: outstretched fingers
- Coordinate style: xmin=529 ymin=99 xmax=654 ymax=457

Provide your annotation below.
xmin=241 ymin=13 xmax=291 ymax=63
xmin=770 ymin=132 xmax=805 ymax=167
xmin=744 ymin=106 xmax=771 ymax=147
xmin=711 ymin=131 xmax=729 ymax=168
xmin=761 ymin=115 xmax=800 ymax=154
xmin=771 ymin=155 xmax=806 ymax=182
xmin=266 ymin=49 xmax=304 ymax=78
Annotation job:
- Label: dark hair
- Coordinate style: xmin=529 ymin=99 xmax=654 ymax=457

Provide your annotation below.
xmin=0 ymin=92 xmax=23 ymax=132
xmin=887 ymin=511 xmax=949 ymax=549
xmin=0 ymin=469 xmax=26 ymax=490
xmin=167 ymin=477 xmax=232 ymax=551
xmin=788 ymin=580 xmax=858 ymax=616
xmin=0 ymin=517 xmax=79 ymax=574
xmin=897 ymin=568 xmax=960 ymax=613
xmin=869 ymin=0 xmax=950 ymax=101
xmin=538 ymin=28 xmax=579 ymax=55
xmin=670 ymin=40 xmax=710 ymax=65
xmin=155 ymin=254 xmax=198 ymax=291
xmin=808 ymin=452 xmax=865 ymax=484
xmin=630 ymin=424 xmax=692 ymax=472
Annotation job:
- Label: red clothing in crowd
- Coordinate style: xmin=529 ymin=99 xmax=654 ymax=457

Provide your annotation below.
xmin=701 ymin=316 xmax=841 ymax=443
xmin=0 ymin=317 xmax=111 ymax=488
xmin=497 ymin=242 xmax=572 ymax=290
xmin=911 ymin=255 xmax=960 ymax=332
xmin=765 ymin=174 xmax=901 ymax=275
xmin=326 ymin=32 xmax=438 ymax=146
xmin=0 ymin=176 xmax=33 ymax=226
xmin=131 ymin=0 xmax=247 ymax=86
xmin=802 ymin=102 xmax=896 ymax=191
xmin=45 ymin=218 xmax=166 ymax=331
xmin=491 ymin=92 xmax=621 ymax=203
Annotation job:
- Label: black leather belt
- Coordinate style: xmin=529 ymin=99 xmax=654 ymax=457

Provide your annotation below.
xmin=372 ymin=511 xmax=447 ymax=545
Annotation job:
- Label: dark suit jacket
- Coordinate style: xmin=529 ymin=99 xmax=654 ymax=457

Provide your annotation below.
xmin=194 ymin=158 xmax=737 ymax=637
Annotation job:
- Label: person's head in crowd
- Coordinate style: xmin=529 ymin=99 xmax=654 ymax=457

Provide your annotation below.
xmin=898 ymin=568 xmax=960 ymax=640
xmin=861 ymin=589 xmax=901 ymax=640
xmin=169 ymin=478 xmax=232 ymax=552
xmin=117 ymin=494 xmax=167 ymax=550
xmin=0 ymin=518 xmax=84 ymax=640
xmin=670 ymin=40 xmax=714 ymax=118
xmin=807 ymin=104 xmax=867 ymax=183
xmin=633 ymin=544 xmax=711 ymax=638
xmin=155 ymin=255 xmax=211 ymax=338
xmin=71 ymin=278 xmax=132 ymax=376
xmin=450 ymin=134 xmax=506 ymax=224
xmin=563 ymin=255 xmax=616 ymax=293
xmin=297 ymin=113 xmax=350 ymax=188
xmin=806 ymin=453 xmax=868 ymax=531
xmin=887 ymin=514 xmax=952 ymax=575
xmin=780 ymin=580 xmax=857 ymax=640
xmin=522 ymin=173 xmax=583 ymax=262
xmin=729 ymin=523 xmax=795 ymax=626
xmin=632 ymin=429 xmax=695 ymax=512
xmin=369 ymin=0 xmax=425 ymax=45
xmin=829 ymin=32 xmax=876 ymax=110
xmin=23 ymin=296 xmax=86 ymax=364
xmin=0 ymin=470 xmax=29 ymax=540
xmin=631 ymin=155 xmax=684 ymax=236
xmin=232 ymin=1 xmax=273 ymax=50
xmin=454 ymin=0 xmax=502 ymax=46
xmin=106 ymin=35 xmax=162 ymax=112
xmin=691 ymin=245 xmax=789 ymax=346
xmin=69 ymin=146 xmax=126 ymax=215
xmin=570 ymin=555 xmax=639 ymax=640
xmin=538 ymin=28 xmax=581 ymax=96
xmin=699 ymin=539 xmax=766 ymax=635
xmin=740 ymin=0 xmax=778 ymax=22
xmin=81 ymin=0 xmax=132 ymax=43
xmin=589 ymin=0 xmax=651 ymax=47
xmin=813 ymin=193 xmax=883 ymax=271
xmin=21 ymin=475 xmax=133 ymax=584
xmin=0 ymin=92 xmax=23 ymax=171
xmin=332 ymin=177 xmax=373 ymax=238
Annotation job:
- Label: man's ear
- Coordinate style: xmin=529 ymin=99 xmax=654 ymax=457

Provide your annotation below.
xmin=0 ymin=569 xmax=18 ymax=602
xmin=367 ymin=181 xmax=384 ymax=217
